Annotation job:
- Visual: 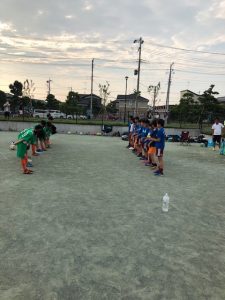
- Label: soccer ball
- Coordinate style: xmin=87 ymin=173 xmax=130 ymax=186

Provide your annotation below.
xmin=68 ymin=131 xmax=71 ymax=135
xmin=79 ymin=132 xmax=83 ymax=135
xmin=10 ymin=143 xmax=16 ymax=150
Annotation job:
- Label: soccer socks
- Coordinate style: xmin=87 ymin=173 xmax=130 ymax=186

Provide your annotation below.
xmin=32 ymin=144 xmax=36 ymax=155
xmin=21 ymin=158 xmax=27 ymax=172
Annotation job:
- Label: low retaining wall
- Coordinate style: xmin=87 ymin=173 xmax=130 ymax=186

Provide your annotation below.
xmin=0 ymin=121 xmax=201 ymax=137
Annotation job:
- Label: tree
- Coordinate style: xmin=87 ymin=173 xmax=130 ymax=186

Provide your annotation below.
xmin=106 ymin=101 xmax=118 ymax=114
xmin=148 ymin=82 xmax=160 ymax=114
xmin=46 ymin=94 xmax=60 ymax=110
xmin=66 ymin=91 xmax=79 ymax=106
xmin=9 ymin=80 xmax=23 ymax=111
xmin=99 ymin=82 xmax=110 ymax=123
xmin=23 ymin=79 xmax=35 ymax=112
xmin=178 ymin=92 xmax=198 ymax=126
xmin=60 ymin=91 xmax=81 ymax=118
xmin=0 ymin=90 xmax=6 ymax=109
xmin=9 ymin=80 xmax=23 ymax=97
xmin=197 ymin=85 xmax=219 ymax=128
xmin=32 ymin=100 xmax=46 ymax=109
xmin=99 ymin=82 xmax=110 ymax=107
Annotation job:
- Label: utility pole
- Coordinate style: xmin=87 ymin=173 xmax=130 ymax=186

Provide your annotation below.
xmin=165 ymin=63 xmax=174 ymax=123
xmin=124 ymin=76 xmax=129 ymax=124
xmin=46 ymin=78 xmax=52 ymax=95
xmin=134 ymin=37 xmax=144 ymax=116
xmin=148 ymin=82 xmax=160 ymax=117
xmin=90 ymin=58 xmax=94 ymax=118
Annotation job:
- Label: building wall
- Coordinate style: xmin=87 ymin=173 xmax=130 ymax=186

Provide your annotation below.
xmin=118 ymin=100 xmax=148 ymax=116
xmin=180 ymin=90 xmax=200 ymax=103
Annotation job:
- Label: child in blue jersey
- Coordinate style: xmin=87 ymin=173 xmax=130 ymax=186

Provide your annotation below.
xmin=132 ymin=118 xmax=141 ymax=151
xmin=135 ymin=119 xmax=145 ymax=156
xmin=129 ymin=117 xmax=139 ymax=150
xmin=149 ymin=119 xmax=165 ymax=176
xmin=139 ymin=119 xmax=150 ymax=159
xmin=145 ymin=119 xmax=158 ymax=167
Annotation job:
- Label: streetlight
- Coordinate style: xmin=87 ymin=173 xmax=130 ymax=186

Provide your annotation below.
xmin=124 ymin=76 xmax=129 ymax=124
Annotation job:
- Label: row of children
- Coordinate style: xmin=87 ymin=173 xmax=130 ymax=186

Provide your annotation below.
xmin=12 ymin=119 xmax=56 ymax=174
xmin=128 ymin=117 xmax=166 ymax=176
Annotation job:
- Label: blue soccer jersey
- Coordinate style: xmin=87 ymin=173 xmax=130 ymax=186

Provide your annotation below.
xmin=155 ymin=128 xmax=165 ymax=149
xmin=141 ymin=127 xmax=150 ymax=138
xmin=150 ymin=128 xmax=158 ymax=147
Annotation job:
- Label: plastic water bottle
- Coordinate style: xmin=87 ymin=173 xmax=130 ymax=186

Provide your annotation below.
xmin=162 ymin=193 xmax=170 ymax=212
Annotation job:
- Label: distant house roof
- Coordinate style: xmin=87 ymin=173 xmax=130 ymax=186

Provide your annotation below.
xmin=116 ymin=93 xmax=149 ymax=102
xmin=6 ymin=93 xmax=14 ymax=99
xmin=79 ymin=93 xmax=101 ymax=100
xmin=217 ymin=96 xmax=225 ymax=103
xmin=180 ymin=89 xmax=201 ymax=97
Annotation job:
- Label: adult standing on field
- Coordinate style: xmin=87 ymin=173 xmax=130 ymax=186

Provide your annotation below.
xmin=212 ymin=118 xmax=224 ymax=151
xmin=3 ymin=100 xmax=10 ymax=120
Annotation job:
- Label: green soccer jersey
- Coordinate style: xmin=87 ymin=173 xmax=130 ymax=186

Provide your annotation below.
xmin=17 ymin=128 xmax=35 ymax=158
xmin=18 ymin=128 xmax=34 ymax=143
xmin=45 ymin=126 xmax=52 ymax=138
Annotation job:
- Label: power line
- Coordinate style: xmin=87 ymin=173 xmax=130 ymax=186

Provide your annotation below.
xmin=148 ymin=41 xmax=225 ymax=56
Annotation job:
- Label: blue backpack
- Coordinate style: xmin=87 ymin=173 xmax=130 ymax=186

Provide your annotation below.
xmin=220 ymin=140 xmax=225 ymax=155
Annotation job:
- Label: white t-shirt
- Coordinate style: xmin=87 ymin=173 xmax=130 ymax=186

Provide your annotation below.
xmin=212 ymin=123 xmax=224 ymax=135
xmin=3 ymin=102 xmax=10 ymax=112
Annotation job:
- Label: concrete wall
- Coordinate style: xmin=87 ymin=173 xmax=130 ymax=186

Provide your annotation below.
xmin=0 ymin=121 xmax=200 ymax=136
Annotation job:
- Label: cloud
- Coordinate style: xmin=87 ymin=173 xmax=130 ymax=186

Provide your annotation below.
xmin=0 ymin=0 xmax=225 ymax=102
xmin=197 ymin=0 xmax=225 ymax=21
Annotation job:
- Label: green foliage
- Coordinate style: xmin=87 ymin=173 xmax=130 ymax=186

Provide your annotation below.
xmin=9 ymin=80 xmax=23 ymax=111
xmin=9 ymin=80 xmax=23 ymax=97
xmin=197 ymin=84 xmax=219 ymax=127
xmin=106 ymin=101 xmax=118 ymax=114
xmin=32 ymin=100 xmax=46 ymax=109
xmin=170 ymin=86 xmax=222 ymax=128
xmin=46 ymin=94 xmax=60 ymax=109
xmin=0 ymin=90 xmax=6 ymax=109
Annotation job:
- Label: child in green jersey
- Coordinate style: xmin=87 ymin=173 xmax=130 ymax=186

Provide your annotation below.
xmin=14 ymin=125 xmax=43 ymax=174
xmin=36 ymin=120 xmax=47 ymax=152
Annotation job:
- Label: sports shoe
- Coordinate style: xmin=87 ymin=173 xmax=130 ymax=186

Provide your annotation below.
xmin=139 ymin=157 xmax=146 ymax=160
xmin=129 ymin=147 xmax=134 ymax=150
xmin=27 ymin=162 xmax=33 ymax=168
xmin=145 ymin=163 xmax=151 ymax=166
xmin=36 ymin=149 xmax=43 ymax=152
xmin=154 ymin=170 xmax=164 ymax=176
xmin=153 ymin=169 xmax=159 ymax=174
xmin=32 ymin=153 xmax=39 ymax=156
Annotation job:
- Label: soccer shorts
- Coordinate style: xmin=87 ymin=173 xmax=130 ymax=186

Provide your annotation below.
xmin=148 ymin=147 xmax=156 ymax=155
xmin=213 ymin=135 xmax=221 ymax=144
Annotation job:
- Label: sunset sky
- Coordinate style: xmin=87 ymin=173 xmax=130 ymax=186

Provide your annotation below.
xmin=0 ymin=0 xmax=225 ymax=106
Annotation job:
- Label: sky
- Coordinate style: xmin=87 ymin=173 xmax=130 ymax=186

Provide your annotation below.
xmin=0 ymin=0 xmax=225 ymax=106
